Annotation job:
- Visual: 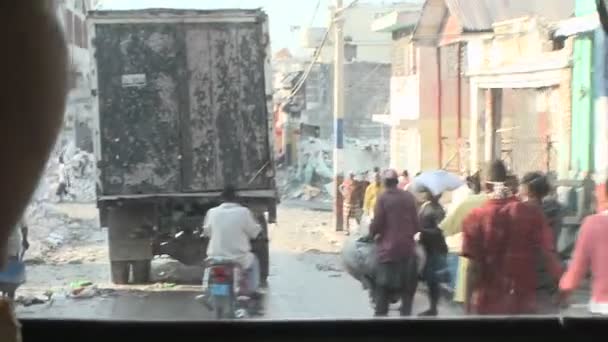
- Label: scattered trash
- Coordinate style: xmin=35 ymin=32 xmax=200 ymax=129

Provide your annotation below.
xmin=16 ymin=295 xmax=50 ymax=307
xmin=70 ymin=280 xmax=93 ymax=289
xmin=315 ymin=263 xmax=342 ymax=272
xmin=69 ymin=285 xmax=98 ymax=299
xmin=97 ymin=288 xmax=117 ymax=298
xmin=150 ymin=282 xmax=177 ymax=289
xmin=67 ymin=279 xmax=99 ymax=299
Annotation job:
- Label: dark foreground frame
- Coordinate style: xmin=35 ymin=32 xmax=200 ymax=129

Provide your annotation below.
xmin=21 ymin=317 xmax=606 ymax=342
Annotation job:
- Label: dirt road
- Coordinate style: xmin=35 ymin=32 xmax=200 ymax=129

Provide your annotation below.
xmin=14 ymin=203 xmax=590 ymax=320
xmin=16 ymin=205 xmax=380 ymax=320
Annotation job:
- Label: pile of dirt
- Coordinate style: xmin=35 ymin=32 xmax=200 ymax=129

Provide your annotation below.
xmin=23 ymin=201 xmax=100 ymax=264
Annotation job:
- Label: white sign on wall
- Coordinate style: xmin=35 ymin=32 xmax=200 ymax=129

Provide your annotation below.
xmin=121 ymin=73 xmax=147 ymax=88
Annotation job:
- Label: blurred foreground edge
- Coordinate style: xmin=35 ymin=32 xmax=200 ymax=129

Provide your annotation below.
xmin=21 ymin=317 xmax=606 ymax=341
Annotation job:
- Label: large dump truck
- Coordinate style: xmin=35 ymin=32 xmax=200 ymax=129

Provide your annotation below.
xmin=87 ymin=8 xmax=276 ymax=284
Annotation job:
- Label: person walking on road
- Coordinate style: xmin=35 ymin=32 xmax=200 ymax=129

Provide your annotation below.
xmin=439 ymin=172 xmax=486 ymax=306
xmin=461 ymin=160 xmax=562 ymax=315
xmin=363 ymin=172 xmax=384 ymax=219
xmin=417 ymin=189 xmax=448 ymax=316
xmin=340 ymin=171 xmax=362 ymax=235
xmin=56 ymin=154 xmax=70 ymax=202
xmin=369 ymin=169 xmax=420 ymax=317
xmin=520 ymin=172 xmax=562 ymax=314
xmin=398 ymin=170 xmax=410 ymax=190
xmin=560 ymin=179 xmax=608 ymax=316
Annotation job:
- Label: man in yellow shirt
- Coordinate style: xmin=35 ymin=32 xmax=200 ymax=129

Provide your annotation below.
xmin=439 ymin=174 xmax=486 ymax=304
xmin=364 ymin=172 xmax=384 ymax=217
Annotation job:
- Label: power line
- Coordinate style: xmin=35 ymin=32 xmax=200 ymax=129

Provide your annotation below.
xmin=282 ymin=0 xmax=359 ymax=103
xmin=284 ymin=19 xmax=334 ymax=102
xmin=345 ymin=0 xmax=360 ymax=11
xmin=309 ymin=0 xmax=321 ymax=28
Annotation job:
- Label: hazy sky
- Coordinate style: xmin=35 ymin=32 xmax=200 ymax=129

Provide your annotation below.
xmin=97 ymin=0 xmax=393 ymax=53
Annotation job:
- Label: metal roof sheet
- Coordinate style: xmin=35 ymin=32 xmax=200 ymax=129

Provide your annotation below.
xmin=412 ymin=0 xmax=448 ymax=44
xmin=445 ymin=0 xmax=575 ymax=32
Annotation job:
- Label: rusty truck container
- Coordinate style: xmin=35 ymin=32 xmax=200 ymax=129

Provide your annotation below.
xmin=88 ymin=9 xmax=274 ymax=285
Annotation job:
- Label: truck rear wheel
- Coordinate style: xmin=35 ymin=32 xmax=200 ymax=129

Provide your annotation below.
xmin=111 ymin=261 xmax=130 ymax=285
xmin=107 ymin=203 xmax=155 ymax=285
xmin=132 ymin=260 xmax=152 ymax=284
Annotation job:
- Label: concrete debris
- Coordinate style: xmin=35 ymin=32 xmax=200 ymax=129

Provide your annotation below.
xmin=46 ymin=233 xmax=64 ymax=248
xmin=68 ymin=284 xmax=98 ymax=299
xmin=302 ymin=185 xmax=321 ymax=200
xmin=278 ymin=137 xmax=388 ymax=203
xmin=30 ymin=139 xmax=97 ymax=205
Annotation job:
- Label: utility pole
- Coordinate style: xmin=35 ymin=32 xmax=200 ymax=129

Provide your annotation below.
xmin=333 ymin=0 xmax=345 ymax=232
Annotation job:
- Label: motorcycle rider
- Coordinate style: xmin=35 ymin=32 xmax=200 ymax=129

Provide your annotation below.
xmin=202 ymin=185 xmax=262 ymax=295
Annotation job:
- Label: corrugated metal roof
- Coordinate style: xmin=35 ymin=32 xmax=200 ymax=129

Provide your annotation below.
xmin=445 ymin=0 xmax=575 ymax=32
xmin=412 ymin=0 xmax=448 ymax=44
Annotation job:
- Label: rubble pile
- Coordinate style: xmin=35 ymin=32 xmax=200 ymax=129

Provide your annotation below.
xmin=279 ymin=137 xmax=389 ymax=202
xmin=21 ymin=138 xmax=99 ymax=263
xmin=30 ymin=140 xmax=97 ymax=204
xmin=279 ymin=138 xmax=333 ymax=202
xmin=23 ymin=200 xmax=99 ymax=263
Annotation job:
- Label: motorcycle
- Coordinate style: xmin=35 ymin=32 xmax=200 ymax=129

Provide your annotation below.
xmin=202 ymin=257 xmax=263 ymax=319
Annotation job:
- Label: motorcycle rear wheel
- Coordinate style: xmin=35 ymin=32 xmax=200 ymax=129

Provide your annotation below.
xmin=213 ymin=296 xmax=235 ymax=319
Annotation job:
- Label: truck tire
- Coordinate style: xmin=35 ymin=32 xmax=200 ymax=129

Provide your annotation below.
xmin=131 ymin=260 xmax=152 ymax=284
xmin=111 ymin=261 xmax=130 ymax=285
xmin=253 ymin=215 xmax=269 ymax=287
xmin=107 ymin=203 xmax=155 ymax=284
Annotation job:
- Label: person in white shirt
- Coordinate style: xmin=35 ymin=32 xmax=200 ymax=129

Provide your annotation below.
xmin=56 ymin=155 xmax=70 ymax=202
xmin=203 ymin=185 xmax=262 ymax=294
